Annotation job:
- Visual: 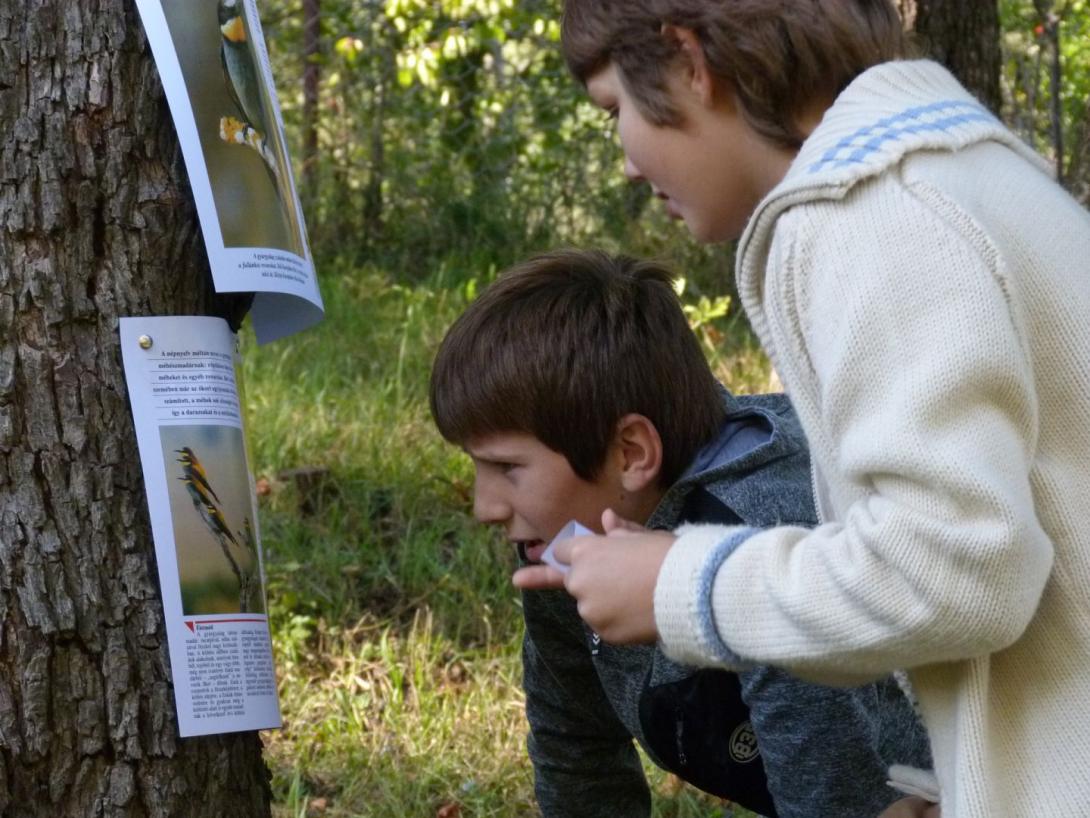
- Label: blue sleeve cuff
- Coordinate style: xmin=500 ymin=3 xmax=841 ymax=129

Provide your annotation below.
xmin=695 ymin=527 xmax=756 ymax=665
xmin=655 ymin=524 xmax=758 ymax=668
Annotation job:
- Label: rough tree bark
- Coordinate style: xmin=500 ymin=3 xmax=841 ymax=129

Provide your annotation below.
xmin=1033 ymin=0 xmax=1065 ymax=182
xmin=899 ymin=0 xmax=1002 ymax=112
xmin=301 ymin=0 xmax=320 ymax=199
xmin=0 ymin=2 xmax=270 ymax=816
xmin=1064 ymin=94 xmax=1090 ymax=205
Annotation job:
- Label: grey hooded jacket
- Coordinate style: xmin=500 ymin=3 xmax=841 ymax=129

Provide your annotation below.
xmin=521 ymin=391 xmax=932 ymax=817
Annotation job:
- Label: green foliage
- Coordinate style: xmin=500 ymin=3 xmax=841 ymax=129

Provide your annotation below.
xmin=1000 ymin=0 xmax=1090 ymax=192
xmin=258 ymin=0 xmax=734 ymax=294
xmin=255 ymin=0 xmax=1090 ymax=299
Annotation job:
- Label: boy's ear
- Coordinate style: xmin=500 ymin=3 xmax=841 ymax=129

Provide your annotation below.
xmin=613 ymin=413 xmax=663 ymax=492
xmin=661 ymin=24 xmax=717 ymax=107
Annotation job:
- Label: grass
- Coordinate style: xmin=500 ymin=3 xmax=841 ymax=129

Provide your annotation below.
xmin=241 ymin=262 xmax=771 ymax=817
xmin=268 ymin=611 xmax=532 ymax=818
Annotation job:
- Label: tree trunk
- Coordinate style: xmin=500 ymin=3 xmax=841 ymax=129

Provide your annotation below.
xmin=1063 ymin=92 xmax=1090 ymax=205
xmin=361 ymin=13 xmax=393 ymax=245
xmin=0 ymin=2 xmax=270 ymax=816
xmin=1034 ymin=2 xmax=1065 ymax=182
xmin=301 ymin=0 xmax=320 ymax=200
xmin=899 ymin=0 xmax=1002 ymax=113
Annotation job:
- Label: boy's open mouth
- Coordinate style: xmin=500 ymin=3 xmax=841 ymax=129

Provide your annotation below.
xmin=517 ymin=540 xmax=548 ymax=563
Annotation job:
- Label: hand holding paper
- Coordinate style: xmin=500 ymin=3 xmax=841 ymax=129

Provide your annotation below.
xmin=513 ymin=510 xmax=676 ymax=644
xmin=538 ymin=520 xmax=590 ymax=574
xmin=876 ymin=798 xmax=942 ymax=818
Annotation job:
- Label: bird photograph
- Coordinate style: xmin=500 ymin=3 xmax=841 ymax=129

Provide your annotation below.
xmin=217 ymin=0 xmax=280 ymax=186
xmin=161 ymin=425 xmax=263 ymax=616
xmin=157 ymin=0 xmax=305 ymax=256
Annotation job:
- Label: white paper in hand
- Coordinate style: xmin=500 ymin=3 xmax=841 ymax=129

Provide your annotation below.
xmin=540 ymin=520 xmax=593 ymax=575
xmin=886 ymin=765 xmax=941 ymax=802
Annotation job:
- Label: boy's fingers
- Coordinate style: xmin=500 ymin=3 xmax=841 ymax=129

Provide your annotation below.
xmin=553 ymin=534 xmax=588 ymax=567
xmin=877 ymin=797 xmax=941 ymax=818
xmin=550 ymin=533 xmax=597 ymax=563
xmin=512 ymin=564 xmax=567 ymax=590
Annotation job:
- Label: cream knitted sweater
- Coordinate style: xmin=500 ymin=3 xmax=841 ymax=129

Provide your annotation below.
xmin=654 ymin=61 xmax=1090 ymax=817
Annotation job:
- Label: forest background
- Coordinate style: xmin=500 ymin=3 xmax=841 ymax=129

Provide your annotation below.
xmin=238 ymin=2 xmax=1090 ymax=816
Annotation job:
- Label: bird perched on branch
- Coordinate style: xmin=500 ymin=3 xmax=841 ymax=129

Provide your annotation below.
xmin=176 ymin=447 xmax=256 ymax=611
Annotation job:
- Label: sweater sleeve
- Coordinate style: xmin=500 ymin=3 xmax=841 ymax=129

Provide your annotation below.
xmin=521 ymin=589 xmax=650 ymax=817
xmin=655 ymin=176 xmax=1054 ymax=681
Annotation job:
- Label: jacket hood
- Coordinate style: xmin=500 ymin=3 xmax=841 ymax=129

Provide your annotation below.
xmin=647 ymin=390 xmax=814 ymax=531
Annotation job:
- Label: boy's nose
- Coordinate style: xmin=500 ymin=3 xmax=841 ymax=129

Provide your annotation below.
xmin=624 ymin=154 xmax=644 ymax=183
xmin=472 ymin=483 xmax=509 ymax=526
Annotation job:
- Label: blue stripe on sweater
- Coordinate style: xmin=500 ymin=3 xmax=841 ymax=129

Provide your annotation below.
xmin=808 ymin=100 xmax=997 ymax=174
xmin=696 ymin=527 xmax=759 ymax=665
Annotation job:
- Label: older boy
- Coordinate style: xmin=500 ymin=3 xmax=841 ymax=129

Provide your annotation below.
xmin=526 ymin=3 xmax=1090 ymax=817
xmin=429 ymin=250 xmax=931 ymax=818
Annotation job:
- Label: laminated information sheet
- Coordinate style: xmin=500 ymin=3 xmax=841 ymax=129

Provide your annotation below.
xmin=120 ymin=316 xmax=281 ymax=737
xmin=134 ymin=0 xmax=323 ymax=343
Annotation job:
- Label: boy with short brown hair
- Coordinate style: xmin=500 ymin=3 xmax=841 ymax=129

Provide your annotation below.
xmin=430 ymin=249 xmax=931 ymax=817
xmin=532 ymin=3 xmax=1090 ymax=816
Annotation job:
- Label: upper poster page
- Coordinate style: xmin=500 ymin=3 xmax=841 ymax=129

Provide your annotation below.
xmin=136 ymin=0 xmax=324 ymax=344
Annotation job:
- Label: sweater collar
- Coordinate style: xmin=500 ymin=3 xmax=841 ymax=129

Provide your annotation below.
xmin=735 ymin=60 xmax=1046 ymax=342
xmin=788 ymin=60 xmax=1002 ymax=190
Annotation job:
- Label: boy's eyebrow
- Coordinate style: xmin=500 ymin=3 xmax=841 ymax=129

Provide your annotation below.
xmin=462 ymin=444 xmax=511 ymax=462
xmin=466 ymin=451 xmax=514 ymax=464
xmin=464 ymin=441 xmax=530 ymax=466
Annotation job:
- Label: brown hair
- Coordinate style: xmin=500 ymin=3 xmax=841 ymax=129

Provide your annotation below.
xmin=429 ymin=250 xmax=726 ymax=486
xmin=562 ymin=0 xmax=906 ymax=148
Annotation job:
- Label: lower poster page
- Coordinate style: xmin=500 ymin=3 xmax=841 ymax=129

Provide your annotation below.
xmin=120 ymin=315 xmax=282 ymax=737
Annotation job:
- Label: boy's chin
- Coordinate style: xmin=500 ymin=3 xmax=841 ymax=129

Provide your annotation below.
xmin=691 ymin=220 xmax=739 ymax=244
xmin=684 ymin=211 xmax=745 ymax=244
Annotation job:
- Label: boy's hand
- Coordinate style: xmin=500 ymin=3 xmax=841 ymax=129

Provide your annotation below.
xmin=511 ymin=562 xmax=568 ymax=590
xmin=512 ymin=510 xmax=676 ymax=644
xmin=878 ymin=797 xmax=940 ymax=818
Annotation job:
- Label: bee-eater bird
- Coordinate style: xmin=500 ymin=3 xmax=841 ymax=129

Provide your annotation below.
xmin=180 ymin=474 xmax=238 ymax=548
xmin=176 ymin=447 xmax=221 ymax=504
xmin=218 ymin=0 xmax=268 ymax=140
